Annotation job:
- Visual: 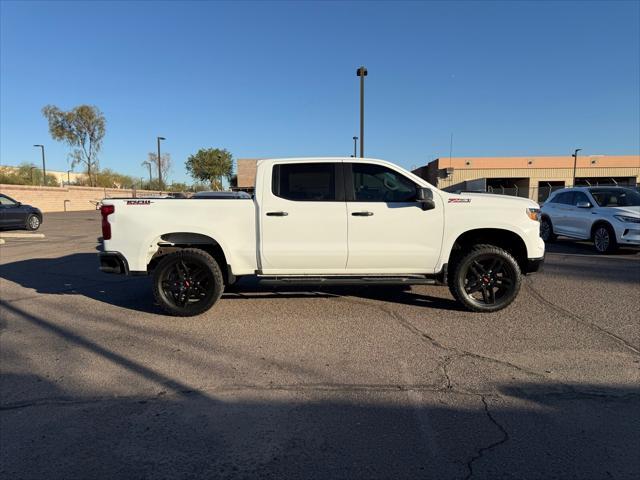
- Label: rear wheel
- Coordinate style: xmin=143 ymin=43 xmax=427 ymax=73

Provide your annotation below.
xmin=593 ymin=224 xmax=617 ymax=254
xmin=152 ymin=248 xmax=224 ymax=316
xmin=540 ymin=217 xmax=556 ymax=243
xmin=26 ymin=214 xmax=41 ymax=231
xmin=449 ymin=244 xmax=522 ymax=312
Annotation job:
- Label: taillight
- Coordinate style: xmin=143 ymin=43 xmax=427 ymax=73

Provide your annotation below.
xmin=101 ymin=204 xmax=115 ymax=240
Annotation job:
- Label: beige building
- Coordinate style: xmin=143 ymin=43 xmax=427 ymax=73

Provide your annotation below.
xmin=412 ymin=155 xmax=640 ymax=202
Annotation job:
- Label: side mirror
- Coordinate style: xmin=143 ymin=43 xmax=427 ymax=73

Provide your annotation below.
xmin=576 ymin=201 xmax=591 ymax=208
xmin=416 ymin=188 xmax=436 ymax=211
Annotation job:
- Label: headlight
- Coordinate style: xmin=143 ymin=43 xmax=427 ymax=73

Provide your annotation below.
xmin=526 ymin=208 xmax=540 ymax=221
xmin=614 ymin=215 xmax=640 ymax=223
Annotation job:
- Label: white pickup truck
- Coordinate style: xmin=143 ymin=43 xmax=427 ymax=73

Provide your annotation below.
xmin=99 ymin=158 xmax=544 ymax=316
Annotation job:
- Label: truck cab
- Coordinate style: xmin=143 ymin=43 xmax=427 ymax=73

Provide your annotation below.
xmin=100 ymin=157 xmax=544 ymax=316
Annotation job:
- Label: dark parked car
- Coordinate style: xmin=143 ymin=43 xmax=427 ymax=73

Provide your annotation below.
xmin=0 ymin=193 xmax=43 ymax=231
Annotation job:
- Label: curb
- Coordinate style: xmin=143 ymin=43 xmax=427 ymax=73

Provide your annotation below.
xmin=0 ymin=233 xmax=46 ymax=239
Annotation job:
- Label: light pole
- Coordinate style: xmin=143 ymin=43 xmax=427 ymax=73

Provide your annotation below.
xmin=356 ymin=66 xmax=367 ymax=158
xmin=29 ymin=166 xmax=36 ymax=184
xmin=157 ymin=136 xmax=165 ymax=190
xmin=33 ymin=144 xmax=46 ymax=185
xmin=352 ymin=136 xmax=358 ymax=158
xmin=142 ymin=161 xmax=153 ymax=186
xmin=67 ymin=170 xmax=72 ymax=185
xmin=572 ymin=148 xmax=582 ymax=187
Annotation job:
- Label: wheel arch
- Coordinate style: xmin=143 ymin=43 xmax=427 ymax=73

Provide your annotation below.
xmin=590 ymin=219 xmax=614 ymax=239
xmin=448 ymin=228 xmax=528 ymax=272
xmin=147 ymin=231 xmax=234 ymax=284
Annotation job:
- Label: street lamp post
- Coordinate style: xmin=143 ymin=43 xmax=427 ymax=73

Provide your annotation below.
xmin=356 ymin=66 xmax=367 ymax=158
xmin=29 ymin=166 xmax=36 ymax=185
xmin=572 ymin=148 xmax=582 ymax=187
xmin=142 ymin=161 xmax=153 ymax=186
xmin=157 ymin=136 xmax=165 ymax=190
xmin=352 ymin=136 xmax=358 ymax=158
xmin=33 ymin=144 xmax=46 ymax=185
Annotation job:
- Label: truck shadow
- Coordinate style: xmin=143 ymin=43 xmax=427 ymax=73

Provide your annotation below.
xmin=0 ymin=253 xmax=463 ymax=314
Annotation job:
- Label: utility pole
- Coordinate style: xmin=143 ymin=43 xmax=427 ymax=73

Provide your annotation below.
xmin=572 ymin=148 xmax=582 ymax=187
xmin=157 ymin=136 xmax=165 ymax=190
xmin=352 ymin=136 xmax=358 ymax=158
xmin=33 ymin=145 xmax=45 ymax=185
xmin=356 ymin=66 xmax=367 ymax=158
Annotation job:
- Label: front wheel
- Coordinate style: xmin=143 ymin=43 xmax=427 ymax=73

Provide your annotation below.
xmin=593 ymin=224 xmax=618 ymax=254
xmin=449 ymin=244 xmax=522 ymax=312
xmin=26 ymin=214 xmax=41 ymax=231
xmin=540 ymin=217 xmax=556 ymax=243
xmin=152 ymin=248 xmax=224 ymax=316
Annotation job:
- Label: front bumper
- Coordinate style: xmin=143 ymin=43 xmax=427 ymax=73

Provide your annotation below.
xmin=616 ymin=225 xmax=640 ymax=246
xmin=99 ymin=252 xmax=129 ymax=274
xmin=524 ymin=256 xmax=544 ymax=274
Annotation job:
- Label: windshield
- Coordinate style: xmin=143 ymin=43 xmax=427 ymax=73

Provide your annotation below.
xmin=589 ymin=188 xmax=640 ymax=207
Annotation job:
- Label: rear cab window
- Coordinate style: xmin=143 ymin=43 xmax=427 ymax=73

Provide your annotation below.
xmin=272 ymin=163 xmax=341 ymax=201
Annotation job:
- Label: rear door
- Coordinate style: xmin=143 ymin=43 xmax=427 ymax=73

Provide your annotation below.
xmin=548 ymin=192 xmax=574 ymax=236
xmin=344 ymin=162 xmax=444 ymax=273
xmin=259 ymin=161 xmax=348 ymax=273
xmin=567 ymin=191 xmax=594 ymax=239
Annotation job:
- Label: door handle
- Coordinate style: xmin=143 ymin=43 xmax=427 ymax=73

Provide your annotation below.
xmin=351 ymin=211 xmax=374 ymax=216
xmin=266 ymin=211 xmax=288 ymax=216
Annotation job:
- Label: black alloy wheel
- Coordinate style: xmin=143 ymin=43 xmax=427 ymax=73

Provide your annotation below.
xmin=152 ymin=248 xmax=224 ymax=316
xmin=450 ymin=244 xmax=522 ymax=312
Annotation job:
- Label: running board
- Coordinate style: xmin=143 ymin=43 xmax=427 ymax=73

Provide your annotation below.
xmin=257 ymin=275 xmax=438 ymax=286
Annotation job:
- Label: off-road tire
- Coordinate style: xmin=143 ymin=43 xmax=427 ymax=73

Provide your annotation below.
xmin=152 ymin=248 xmax=224 ymax=316
xmin=449 ymin=244 xmax=522 ymax=313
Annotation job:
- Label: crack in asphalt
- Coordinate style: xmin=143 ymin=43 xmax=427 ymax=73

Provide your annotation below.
xmin=3 ymin=382 xmax=637 ymax=412
xmin=0 ymin=383 xmax=491 ymax=411
xmin=463 ymin=396 xmax=510 ymax=480
xmin=524 ymin=278 xmax=640 ymax=355
xmin=332 ymin=294 xmax=545 ymax=381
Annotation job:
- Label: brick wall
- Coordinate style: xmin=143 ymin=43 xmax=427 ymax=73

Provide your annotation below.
xmin=236 ymin=159 xmax=258 ymax=188
xmin=0 ymin=184 xmax=162 ymax=213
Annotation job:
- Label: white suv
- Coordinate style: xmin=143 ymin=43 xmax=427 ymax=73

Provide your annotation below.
xmin=540 ymin=186 xmax=640 ymax=253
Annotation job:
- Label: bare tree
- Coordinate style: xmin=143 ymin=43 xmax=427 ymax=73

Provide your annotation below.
xmin=42 ymin=105 xmax=106 ymax=186
xmin=147 ymin=152 xmax=172 ymax=183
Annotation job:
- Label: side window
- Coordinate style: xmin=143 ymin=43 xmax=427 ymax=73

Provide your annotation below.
xmin=573 ymin=192 xmax=590 ymax=206
xmin=553 ymin=192 xmax=574 ymax=205
xmin=351 ymin=163 xmax=417 ymax=202
xmin=0 ymin=196 xmax=16 ymax=206
xmin=272 ymin=163 xmax=337 ymax=201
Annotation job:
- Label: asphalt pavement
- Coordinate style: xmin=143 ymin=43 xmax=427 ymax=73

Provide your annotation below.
xmin=1 ymin=211 xmax=639 ymax=479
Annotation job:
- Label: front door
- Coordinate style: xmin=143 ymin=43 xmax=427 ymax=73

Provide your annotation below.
xmin=259 ymin=161 xmax=348 ymax=273
xmin=345 ymin=162 xmax=444 ymax=273
xmin=0 ymin=195 xmax=23 ymax=228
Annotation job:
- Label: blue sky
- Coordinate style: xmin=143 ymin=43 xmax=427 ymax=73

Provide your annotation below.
xmin=1 ymin=0 xmax=639 ymax=183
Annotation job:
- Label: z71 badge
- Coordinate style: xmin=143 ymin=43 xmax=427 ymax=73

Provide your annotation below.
xmin=448 ymin=198 xmax=471 ymax=203
xmin=126 ymin=200 xmax=153 ymax=205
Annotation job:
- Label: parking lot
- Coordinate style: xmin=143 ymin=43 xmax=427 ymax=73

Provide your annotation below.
xmin=1 ymin=211 xmax=639 ymax=479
